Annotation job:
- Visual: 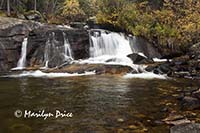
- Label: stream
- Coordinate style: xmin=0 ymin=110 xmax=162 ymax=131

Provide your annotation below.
xmin=0 ymin=75 xmax=200 ymax=133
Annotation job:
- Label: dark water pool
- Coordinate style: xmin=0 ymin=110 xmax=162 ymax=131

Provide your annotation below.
xmin=0 ymin=75 xmax=200 ymax=133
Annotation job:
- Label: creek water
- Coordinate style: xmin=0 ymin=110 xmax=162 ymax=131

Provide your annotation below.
xmin=0 ymin=75 xmax=200 ymax=133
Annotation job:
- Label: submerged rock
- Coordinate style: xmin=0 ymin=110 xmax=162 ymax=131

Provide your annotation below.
xmin=170 ymin=123 xmax=200 ymax=133
xmin=163 ymin=112 xmax=192 ymax=126
xmin=180 ymin=96 xmax=200 ymax=110
xmin=192 ymin=89 xmax=200 ymax=100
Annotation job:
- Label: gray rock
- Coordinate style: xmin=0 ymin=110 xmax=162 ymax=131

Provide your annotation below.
xmin=127 ymin=53 xmax=153 ymax=64
xmin=181 ymin=96 xmax=200 ymax=110
xmin=170 ymin=123 xmax=200 ymax=133
xmin=27 ymin=26 xmax=90 ymax=68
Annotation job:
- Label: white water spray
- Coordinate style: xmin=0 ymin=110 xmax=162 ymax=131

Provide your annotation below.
xmin=90 ymin=31 xmax=132 ymax=58
xmin=44 ymin=36 xmax=51 ymax=68
xmin=43 ymin=32 xmax=73 ymax=68
xmin=63 ymin=32 xmax=73 ymax=60
xmin=79 ymin=30 xmax=141 ymax=71
xmin=16 ymin=38 xmax=28 ymax=69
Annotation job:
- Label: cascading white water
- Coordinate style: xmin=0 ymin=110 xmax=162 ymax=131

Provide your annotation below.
xmin=44 ymin=36 xmax=51 ymax=68
xmin=90 ymin=31 xmax=133 ymax=58
xmin=43 ymin=32 xmax=73 ymax=68
xmin=63 ymin=32 xmax=73 ymax=60
xmin=80 ymin=30 xmax=137 ymax=68
xmin=8 ymin=30 xmax=166 ymax=79
xmin=17 ymin=38 xmax=28 ymax=69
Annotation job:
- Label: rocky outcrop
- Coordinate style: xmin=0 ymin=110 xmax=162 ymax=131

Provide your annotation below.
xmin=0 ymin=17 xmax=90 ymax=71
xmin=129 ymin=36 xmax=161 ymax=59
xmin=26 ymin=26 xmax=89 ymax=68
xmin=0 ymin=17 xmax=41 ymax=72
xmin=145 ymin=42 xmax=200 ymax=79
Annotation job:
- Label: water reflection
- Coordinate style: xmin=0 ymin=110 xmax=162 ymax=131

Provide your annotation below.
xmin=0 ymin=76 xmax=199 ymax=133
xmin=19 ymin=78 xmax=28 ymax=94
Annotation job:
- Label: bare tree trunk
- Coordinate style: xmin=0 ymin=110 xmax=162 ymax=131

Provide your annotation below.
xmin=0 ymin=0 xmax=5 ymax=9
xmin=7 ymin=0 xmax=10 ymax=16
xmin=34 ymin=0 xmax=37 ymax=11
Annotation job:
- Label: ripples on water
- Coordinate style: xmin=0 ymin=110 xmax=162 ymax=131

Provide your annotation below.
xmin=0 ymin=75 xmax=199 ymax=133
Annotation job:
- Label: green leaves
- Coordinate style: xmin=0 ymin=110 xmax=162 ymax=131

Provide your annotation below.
xmin=96 ymin=0 xmax=200 ymax=49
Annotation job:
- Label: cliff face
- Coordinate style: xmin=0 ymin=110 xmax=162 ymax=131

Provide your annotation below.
xmin=26 ymin=26 xmax=90 ymax=68
xmin=0 ymin=17 xmax=90 ymax=71
xmin=0 ymin=17 xmax=41 ymax=72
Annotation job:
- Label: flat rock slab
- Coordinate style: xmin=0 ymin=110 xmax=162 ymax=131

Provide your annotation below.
xmin=170 ymin=123 xmax=200 ymax=133
xmin=44 ymin=63 xmax=134 ymax=75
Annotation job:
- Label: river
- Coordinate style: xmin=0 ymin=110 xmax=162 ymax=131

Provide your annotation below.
xmin=0 ymin=75 xmax=200 ymax=133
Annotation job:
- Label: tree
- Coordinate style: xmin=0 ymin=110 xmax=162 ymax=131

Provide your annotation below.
xmin=0 ymin=0 xmax=5 ymax=9
xmin=7 ymin=0 xmax=10 ymax=16
xmin=78 ymin=0 xmax=97 ymax=18
xmin=61 ymin=0 xmax=85 ymax=22
xmin=96 ymin=0 xmax=129 ymax=26
xmin=34 ymin=0 xmax=37 ymax=11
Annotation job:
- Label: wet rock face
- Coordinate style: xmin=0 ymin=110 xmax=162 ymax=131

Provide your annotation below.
xmin=129 ymin=36 xmax=161 ymax=59
xmin=0 ymin=17 xmax=40 ymax=72
xmin=27 ymin=26 xmax=90 ymax=68
xmin=0 ymin=17 xmax=90 ymax=71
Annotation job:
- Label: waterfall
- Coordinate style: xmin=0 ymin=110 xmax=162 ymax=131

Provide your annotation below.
xmin=43 ymin=32 xmax=73 ymax=68
xmin=63 ymin=32 xmax=73 ymax=60
xmin=17 ymin=38 xmax=28 ymax=69
xmin=80 ymin=30 xmax=135 ymax=67
xmin=90 ymin=31 xmax=132 ymax=58
xmin=43 ymin=32 xmax=57 ymax=68
xmin=44 ymin=37 xmax=51 ymax=68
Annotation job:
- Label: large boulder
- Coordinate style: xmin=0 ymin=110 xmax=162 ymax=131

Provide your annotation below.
xmin=127 ymin=53 xmax=153 ymax=64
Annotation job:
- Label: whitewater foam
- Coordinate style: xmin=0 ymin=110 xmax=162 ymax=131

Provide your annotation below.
xmin=123 ymin=72 xmax=167 ymax=79
xmin=4 ymin=70 xmax=95 ymax=78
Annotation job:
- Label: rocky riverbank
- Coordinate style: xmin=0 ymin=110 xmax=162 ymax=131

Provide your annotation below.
xmin=145 ymin=42 xmax=200 ymax=80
